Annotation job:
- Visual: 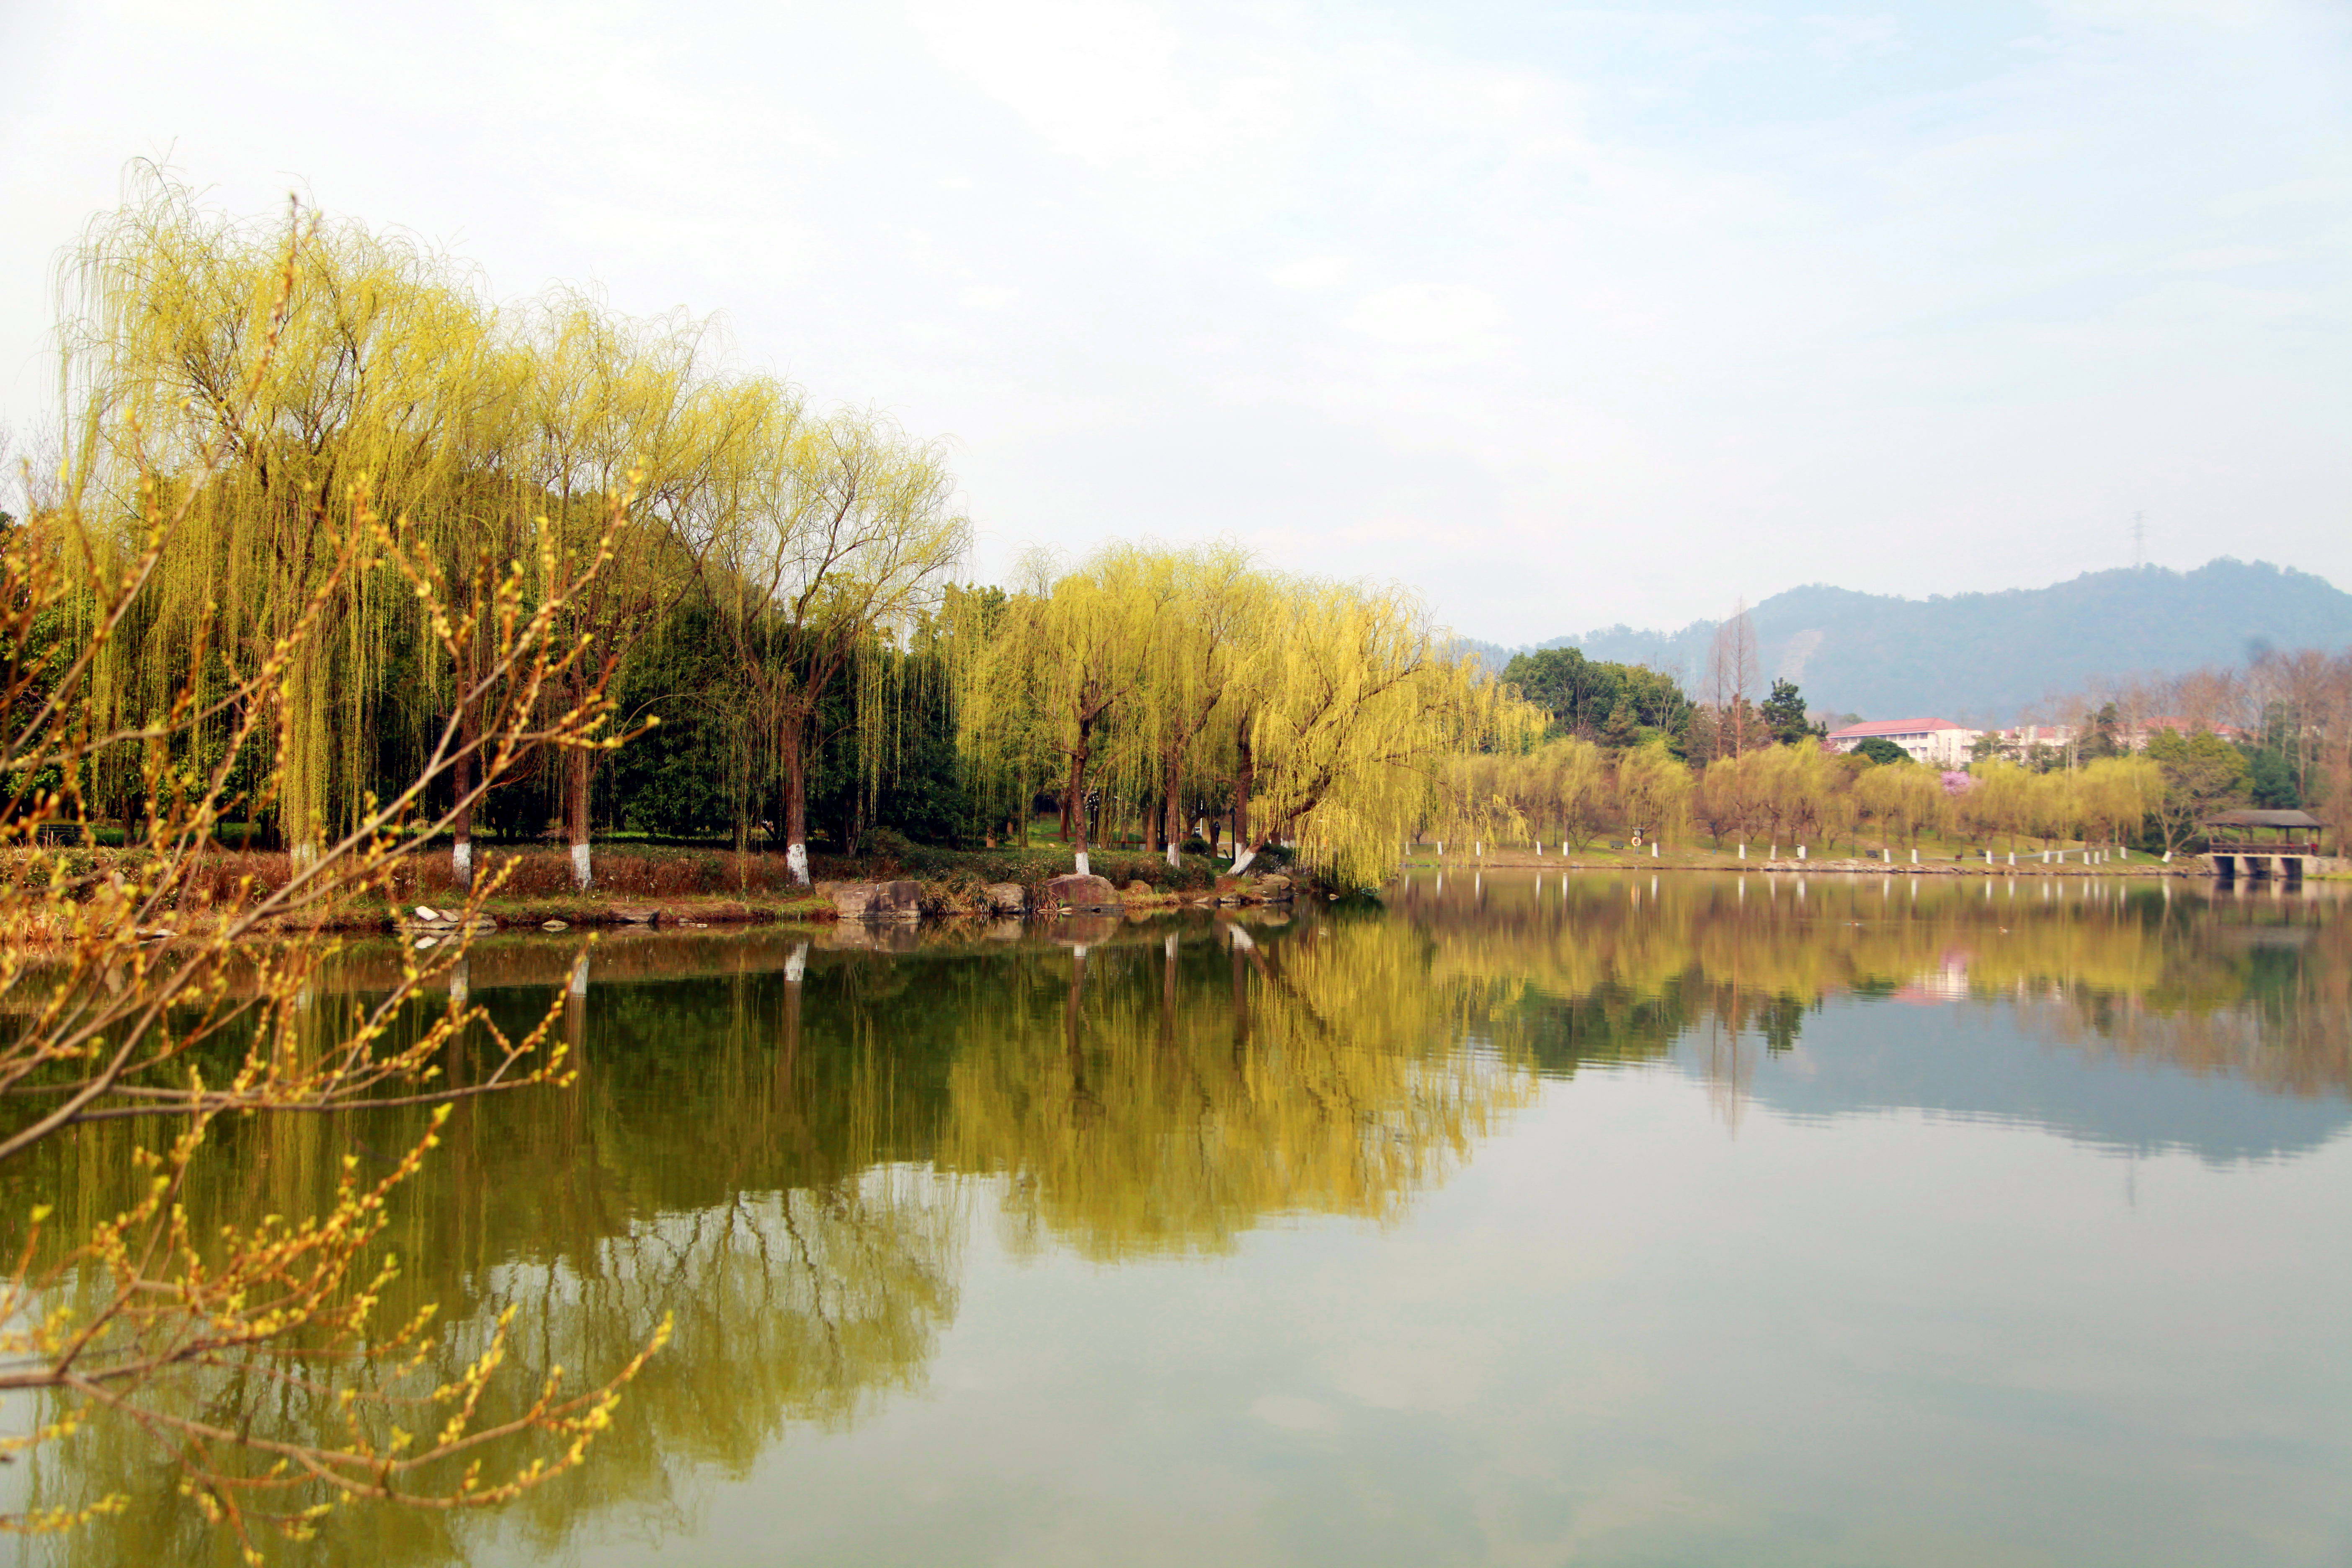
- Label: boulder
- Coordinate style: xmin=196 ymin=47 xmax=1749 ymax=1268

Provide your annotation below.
xmin=1256 ymin=874 xmax=1294 ymax=902
xmin=830 ymin=880 xmax=924 ymax=921
xmin=985 ymin=882 xmax=1027 ymax=914
xmin=1123 ymin=879 xmax=1154 ymax=895
xmin=1045 ymin=873 xmax=1121 ymax=913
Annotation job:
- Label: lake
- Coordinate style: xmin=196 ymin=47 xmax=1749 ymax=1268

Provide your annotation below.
xmin=9 ymin=870 xmax=2352 ymax=1565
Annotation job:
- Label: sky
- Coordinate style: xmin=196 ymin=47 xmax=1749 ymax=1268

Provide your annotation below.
xmin=1 ymin=0 xmax=2346 ymax=645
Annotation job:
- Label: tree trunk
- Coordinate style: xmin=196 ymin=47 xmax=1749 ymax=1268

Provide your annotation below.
xmin=1065 ymin=718 xmax=1093 ymax=878
xmin=1227 ymin=720 xmax=1255 ymax=872
xmin=1232 ymin=719 xmax=1251 ymax=851
xmin=1163 ymin=745 xmax=1184 ymax=867
xmin=451 ymin=687 xmax=477 ymax=892
xmin=566 ymin=745 xmax=593 ymax=890
xmin=780 ymin=708 xmax=811 ymax=887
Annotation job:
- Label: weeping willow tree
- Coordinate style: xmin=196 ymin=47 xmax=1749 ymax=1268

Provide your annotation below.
xmin=512 ymin=291 xmax=740 ymax=887
xmin=954 ymin=544 xmax=1528 ymax=885
xmin=685 ymin=405 xmax=968 ymax=883
xmin=956 ymin=543 xmax=1179 ymax=879
xmin=1222 ymin=576 xmax=1530 ymax=882
xmin=1133 ymin=543 xmax=1258 ymax=865
xmin=1612 ymin=738 xmax=1694 ymax=847
xmin=60 ymin=171 xmax=515 ymax=863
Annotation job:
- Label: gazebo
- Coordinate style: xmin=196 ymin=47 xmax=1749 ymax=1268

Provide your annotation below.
xmin=2200 ymin=809 xmax=2328 ymax=882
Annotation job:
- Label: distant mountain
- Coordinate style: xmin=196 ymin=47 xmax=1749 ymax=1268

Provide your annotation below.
xmin=1499 ymin=560 xmax=2352 ymax=725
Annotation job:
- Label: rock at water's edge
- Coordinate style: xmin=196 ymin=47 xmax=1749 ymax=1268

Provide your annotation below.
xmin=830 ymin=880 xmax=923 ymax=921
xmin=1045 ymin=873 xmax=1121 ymax=912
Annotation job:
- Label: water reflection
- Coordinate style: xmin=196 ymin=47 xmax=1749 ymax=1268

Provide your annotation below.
xmin=8 ymin=878 xmax=2351 ymax=1563
xmin=1398 ymin=870 xmax=2352 ymax=1157
xmin=4 ymin=911 xmax=1533 ymax=1562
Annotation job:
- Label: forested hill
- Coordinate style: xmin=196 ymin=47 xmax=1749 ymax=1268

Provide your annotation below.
xmin=1482 ymin=560 xmax=2352 ymax=724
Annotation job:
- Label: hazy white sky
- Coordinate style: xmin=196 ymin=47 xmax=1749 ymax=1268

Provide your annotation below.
xmin=2 ymin=0 xmax=2346 ymax=642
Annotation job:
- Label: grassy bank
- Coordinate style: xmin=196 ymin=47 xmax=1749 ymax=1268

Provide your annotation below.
xmin=8 ymin=843 xmax=1253 ymax=936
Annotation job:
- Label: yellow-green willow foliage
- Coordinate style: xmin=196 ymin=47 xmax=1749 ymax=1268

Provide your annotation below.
xmin=1613 ymin=738 xmax=1694 ymax=845
xmin=1434 ymin=750 xmax=1523 ymax=848
xmin=957 ymin=542 xmax=1525 ymax=885
xmin=1233 ymin=580 xmax=1529 ymax=881
xmin=1953 ymin=756 xmax=2163 ymax=851
xmin=2075 ymin=756 xmax=2163 ymax=845
xmin=62 ymin=178 xmax=517 ymax=859
xmin=956 ymin=543 xmax=1180 ymax=877
xmin=1692 ymin=751 xmax=1760 ymax=845
xmin=1853 ymin=758 xmax=1947 ymax=848
xmin=1519 ymin=736 xmax=1610 ymax=847
xmin=1436 ymin=736 xmax=1608 ymax=849
xmin=53 ymin=175 xmax=972 ymax=884
xmin=1136 ymin=542 xmax=1259 ymax=866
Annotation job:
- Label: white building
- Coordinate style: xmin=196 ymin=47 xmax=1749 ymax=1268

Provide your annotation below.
xmin=1824 ymin=717 xmax=1982 ymax=769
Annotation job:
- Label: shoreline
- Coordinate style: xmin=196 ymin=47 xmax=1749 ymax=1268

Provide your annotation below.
xmin=1401 ymin=852 xmax=2215 ymax=878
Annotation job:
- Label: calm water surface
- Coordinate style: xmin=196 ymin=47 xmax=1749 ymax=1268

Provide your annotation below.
xmin=11 ymin=871 xmax=2352 ymax=1566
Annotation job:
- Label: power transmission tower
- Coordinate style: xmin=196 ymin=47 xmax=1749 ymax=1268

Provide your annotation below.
xmin=2130 ymin=511 xmax=2147 ymax=570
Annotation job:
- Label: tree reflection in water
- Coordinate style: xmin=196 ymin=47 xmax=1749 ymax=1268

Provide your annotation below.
xmin=1403 ymin=870 xmax=2352 ymax=1110
xmin=10 ymin=878 xmax=2349 ymax=1562
xmin=939 ymin=913 xmax=1534 ymax=1260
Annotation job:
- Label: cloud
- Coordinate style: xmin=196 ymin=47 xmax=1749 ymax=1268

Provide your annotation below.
xmin=1 ymin=0 xmax=2346 ymax=642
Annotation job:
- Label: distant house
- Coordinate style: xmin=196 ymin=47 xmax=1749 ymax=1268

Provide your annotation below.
xmin=1824 ymin=717 xmax=1982 ymax=769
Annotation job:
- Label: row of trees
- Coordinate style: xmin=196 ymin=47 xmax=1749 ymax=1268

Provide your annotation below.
xmin=952 ymin=544 xmax=1522 ymax=885
xmin=1443 ymin=738 xmax=2175 ymax=856
xmin=36 ymin=176 xmax=1520 ymax=892
xmin=55 ymin=172 xmax=966 ymax=889
xmin=30 ymin=175 xmax=2351 ymax=894
xmin=2006 ymin=649 xmax=2352 ymax=818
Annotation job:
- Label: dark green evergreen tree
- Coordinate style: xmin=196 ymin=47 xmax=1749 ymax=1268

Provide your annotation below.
xmin=1761 ymin=678 xmax=1815 ymax=745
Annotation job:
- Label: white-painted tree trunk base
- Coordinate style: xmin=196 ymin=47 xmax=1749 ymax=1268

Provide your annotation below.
xmin=1075 ymin=850 xmax=1091 ymax=878
xmin=570 ymin=842 xmax=592 ymax=890
xmin=787 ymin=842 xmax=810 ymax=887
xmin=1165 ymin=841 xmax=1179 ymax=868
xmin=1229 ymin=846 xmax=1258 ymax=877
